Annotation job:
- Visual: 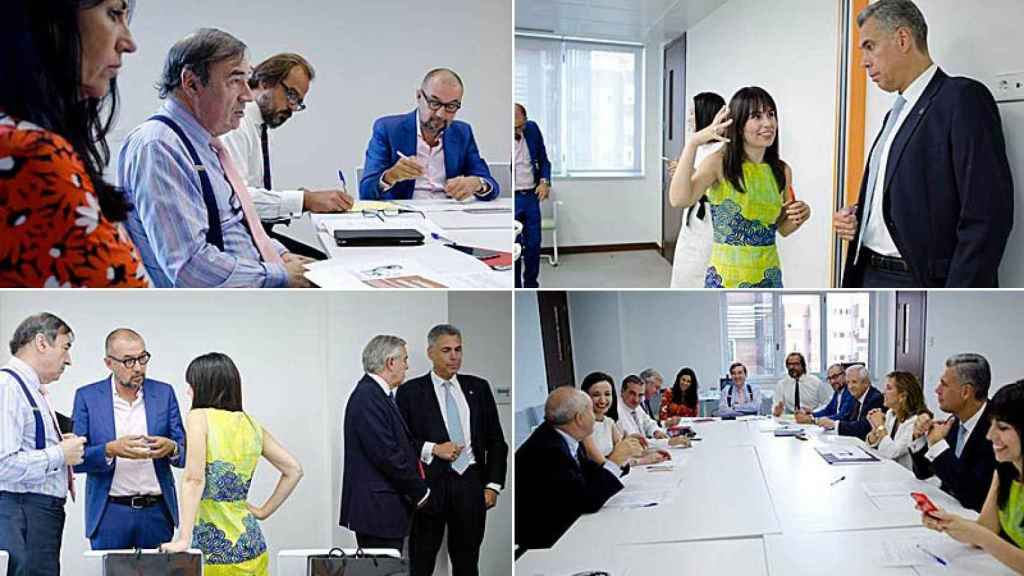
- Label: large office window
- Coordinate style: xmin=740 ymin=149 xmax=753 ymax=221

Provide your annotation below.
xmin=722 ymin=292 xmax=873 ymax=384
xmin=515 ymin=34 xmax=644 ymax=177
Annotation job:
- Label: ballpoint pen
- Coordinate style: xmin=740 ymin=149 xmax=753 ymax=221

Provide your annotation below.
xmin=829 ymin=475 xmax=846 ymax=486
xmin=916 ymin=544 xmax=948 ymax=566
xmin=337 ymin=169 xmax=346 ymax=190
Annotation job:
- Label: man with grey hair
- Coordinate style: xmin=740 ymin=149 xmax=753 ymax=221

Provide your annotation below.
xmin=834 ymin=0 xmax=1012 ymax=288
xmin=639 ymin=369 xmax=664 ymax=421
xmin=815 ymin=364 xmax=883 ymax=439
xmin=340 ymin=335 xmax=429 ymax=553
xmin=910 ymin=353 xmax=995 ymax=511
xmin=359 ymin=67 xmax=499 ymax=201
xmin=515 ymin=387 xmax=640 ymax=550
xmin=119 ymin=28 xmax=313 ymax=288
xmin=396 ymin=324 xmax=508 ymax=575
xmin=0 ymin=313 xmax=85 ymax=575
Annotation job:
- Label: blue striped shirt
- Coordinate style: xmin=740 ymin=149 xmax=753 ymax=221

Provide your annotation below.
xmin=117 ymin=98 xmax=288 ymax=287
xmin=0 ymin=358 xmax=68 ymax=498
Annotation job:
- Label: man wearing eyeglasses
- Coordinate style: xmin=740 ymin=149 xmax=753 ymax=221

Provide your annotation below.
xmin=71 ymin=328 xmax=186 ymax=551
xmin=359 ymin=68 xmax=500 ymax=201
xmin=221 ymin=52 xmax=352 ymax=260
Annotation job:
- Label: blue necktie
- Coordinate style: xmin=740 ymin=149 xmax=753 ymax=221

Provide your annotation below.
xmin=444 ymin=381 xmax=471 ymax=474
xmin=854 ymin=95 xmax=907 ymax=264
xmin=955 ymin=423 xmax=968 ymax=458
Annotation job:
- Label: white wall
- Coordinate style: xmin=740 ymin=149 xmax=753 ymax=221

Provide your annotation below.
xmin=0 ymin=292 xmax=509 ymax=575
xmin=109 ymin=0 xmax=512 ymax=194
xmin=863 ymin=0 xmax=1024 ymax=286
xmin=567 ymin=292 xmax=626 ymax=383
xmin=685 ymin=0 xmax=840 ymax=288
xmin=923 ymin=292 xmax=1024 ymax=417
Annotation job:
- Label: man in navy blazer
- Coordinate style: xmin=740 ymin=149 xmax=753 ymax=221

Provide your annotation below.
xmin=396 ymin=325 xmax=508 ymax=576
xmin=513 ymin=103 xmax=552 ymax=288
xmin=340 ymin=335 xmax=429 ymax=552
xmin=359 ymin=68 xmax=499 ymax=201
xmin=834 ymin=0 xmax=1013 ymax=288
xmin=910 ymin=353 xmax=996 ymax=512
xmin=796 ymin=363 xmax=855 ymax=424
xmin=71 ymin=329 xmax=186 ymax=550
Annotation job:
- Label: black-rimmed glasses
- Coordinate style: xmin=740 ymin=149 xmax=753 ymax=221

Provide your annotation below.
xmin=107 ymin=352 xmax=151 ymax=369
xmin=281 ymin=81 xmax=306 ymax=111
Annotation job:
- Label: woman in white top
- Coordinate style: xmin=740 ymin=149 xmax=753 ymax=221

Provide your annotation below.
xmin=865 ymin=371 xmax=930 ymax=470
xmin=669 ymin=92 xmax=725 ymax=287
xmin=580 ymin=371 xmax=668 ymax=466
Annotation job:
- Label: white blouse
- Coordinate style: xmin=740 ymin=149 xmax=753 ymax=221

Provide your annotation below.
xmin=869 ymin=411 xmax=919 ymax=471
xmin=592 ymin=416 xmax=620 ymax=457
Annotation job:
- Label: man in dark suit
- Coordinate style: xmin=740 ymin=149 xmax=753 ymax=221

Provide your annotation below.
xmin=396 ymin=325 xmax=508 ymax=576
xmin=340 ymin=335 xmax=429 ymax=551
xmin=910 ymin=353 xmax=996 ymax=512
xmin=515 ymin=387 xmax=640 ymax=552
xmin=513 ymin=102 xmax=552 ymax=288
xmin=72 ymin=329 xmax=186 ymax=550
xmin=834 ymin=0 xmax=1013 ymax=287
xmin=359 ymin=68 xmax=499 ymax=201
xmin=816 ymin=364 xmax=884 ymax=440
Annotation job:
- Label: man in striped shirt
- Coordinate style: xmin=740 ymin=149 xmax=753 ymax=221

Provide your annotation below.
xmin=0 ymin=313 xmax=86 ymax=575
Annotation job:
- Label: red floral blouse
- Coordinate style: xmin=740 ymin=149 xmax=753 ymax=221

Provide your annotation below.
xmin=0 ymin=114 xmax=148 ymax=287
xmin=660 ymin=389 xmax=697 ymax=419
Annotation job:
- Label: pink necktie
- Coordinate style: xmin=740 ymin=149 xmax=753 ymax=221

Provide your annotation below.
xmin=40 ymin=385 xmax=76 ymax=502
xmin=209 ymin=138 xmax=285 ymax=265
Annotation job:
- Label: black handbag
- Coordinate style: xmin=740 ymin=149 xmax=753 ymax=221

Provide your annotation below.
xmin=102 ymin=549 xmax=202 ymax=575
xmin=307 ymin=547 xmax=408 ymax=576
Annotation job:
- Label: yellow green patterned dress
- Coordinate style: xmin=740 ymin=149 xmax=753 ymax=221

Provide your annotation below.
xmin=998 ymin=480 xmax=1024 ymax=549
xmin=704 ymin=162 xmax=784 ymax=288
xmin=192 ymin=409 xmax=268 ymax=575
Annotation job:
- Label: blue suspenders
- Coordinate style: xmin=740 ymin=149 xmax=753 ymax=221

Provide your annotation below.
xmin=148 ymin=114 xmax=225 ymax=251
xmin=1 ymin=368 xmax=46 ymax=450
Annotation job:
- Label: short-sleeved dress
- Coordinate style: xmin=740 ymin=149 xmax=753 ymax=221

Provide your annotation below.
xmin=192 ymin=409 xmax=268 ymax=575
xmin=0 ymin=113 xmax=149 ymax=287
xmin=704 ymin=162 xmax=784 ymax=288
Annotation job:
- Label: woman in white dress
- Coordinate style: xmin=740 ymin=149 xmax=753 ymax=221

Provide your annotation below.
xmin=865 ymin=371 xmax=930 ymax=470
xmin=580 ymin=372 xmax=668 ymax=466
xmin=670 ymin=92 xmax=725 ymax=287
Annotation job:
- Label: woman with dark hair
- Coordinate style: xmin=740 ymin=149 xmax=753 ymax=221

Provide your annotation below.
xmin=670 ymin=92 xmax=725 ymax=288
xmin=920 ymin=380 xmax=1024 ymax=573
xmin=865 ymin=371 xmax=929 ymax=470
xmin=660 ymin=367 xmax=699 ymax=419
xmin=0 ymin=0 xmax=149 ymax=287
xmin=668 ymin=86 xmax=811 ymax=288
xmin=580 ymin=371 xmax=670 ymax=466
xmin=161 ymin=353 xmax=303 ymax=575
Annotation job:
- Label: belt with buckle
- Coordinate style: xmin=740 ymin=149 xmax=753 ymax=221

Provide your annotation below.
xmin=862 ymin=248 xmax=910 ymax=273
xmin=109 ymin=494 xmax=163 ymax=509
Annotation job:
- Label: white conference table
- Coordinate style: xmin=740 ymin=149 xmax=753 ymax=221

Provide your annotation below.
xmin=517 ymin=417 xmax=1011 ymax=575
xmin=306 ymin=198 xmax=513 ymax=289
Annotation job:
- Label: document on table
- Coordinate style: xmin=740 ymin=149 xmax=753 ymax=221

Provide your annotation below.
xmin=428 ymin=210 xmax=512 ymax=230
xmin=862 ymin=480 xmax=922 ymax=498
xmin=303 ymin=244 xmax=507 ymax=289
xmin=604 ymin=489 xmax=673 ymax=509
xmin=394 ymin=197 xmax=514 ymax=213
xmin=814 ymin=445 xmax=879 ymax=464
xmin=877 ymin=534 xmax=987 ymax=567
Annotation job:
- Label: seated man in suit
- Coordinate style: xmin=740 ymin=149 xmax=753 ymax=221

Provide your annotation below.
xmin=515 ymin=387 xmax=641 ymax=551
xmin=359 ymin=68 xmax=499 ymax=201
xmin=340 ymin=335 xmax=429 ymax=552
xmin=910 ymin=353 xmax=996 ymax=512
xmin=797 ymin=363 xmax=854 ymax=424
xmin=833 ymin=0 xmax=1012 ymax=287
xmin=72 ymin=329 xmax=186 ymax=550
xmin=816 ymin=364 xmax=883 ymax=439
xmin=396 ymin=324 xmax=508 ymax=576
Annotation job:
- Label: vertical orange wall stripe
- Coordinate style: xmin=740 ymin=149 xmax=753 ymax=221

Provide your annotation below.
xmin=847 ymin=0 xmax=868 ymax=205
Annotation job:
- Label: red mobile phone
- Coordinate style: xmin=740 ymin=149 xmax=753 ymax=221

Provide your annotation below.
xmin=911 ymin=492 xmax=939 ymax=517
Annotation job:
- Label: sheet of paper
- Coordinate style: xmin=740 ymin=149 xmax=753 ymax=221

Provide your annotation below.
xmin=393 ymin=197 xmax=514 ymax=213
xmin=815 ymin=445 xmax=874 ymax=461
xmin=428 ymin=210 xmax=512 ymax=230
xmin=877 ymin=535 xmax=987 ymax=567
xmin=862 ymin=480 xmax=921 ymax=498
xmin=604 ymin=490 xmax=672 ymax=509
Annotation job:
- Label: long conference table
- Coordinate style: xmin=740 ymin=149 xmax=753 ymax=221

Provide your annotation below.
xmin=516 ymin=417 xmax=1016 ymax=576
xmin=303 ymin=198 xmax=513 ymax=289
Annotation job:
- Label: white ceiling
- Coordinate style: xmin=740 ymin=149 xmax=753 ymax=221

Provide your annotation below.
xmin=515 ymin=0 xmax=729 ymax=43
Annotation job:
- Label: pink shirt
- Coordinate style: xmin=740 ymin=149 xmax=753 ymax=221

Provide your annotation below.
xmin=413 ymin=113 xmax=448 ymax=200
